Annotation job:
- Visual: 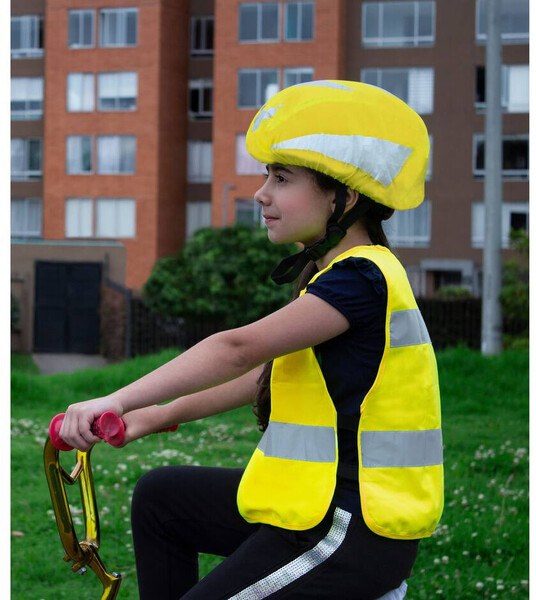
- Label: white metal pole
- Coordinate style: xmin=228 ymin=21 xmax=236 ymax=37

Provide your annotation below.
xmin=481 ymin=0 xmax=503 ymax=355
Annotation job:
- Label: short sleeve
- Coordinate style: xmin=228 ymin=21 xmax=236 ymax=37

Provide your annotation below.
xmin=305 ymin=257 xmax=387 ymax=329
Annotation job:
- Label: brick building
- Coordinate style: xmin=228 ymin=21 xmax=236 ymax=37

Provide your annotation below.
xmin=11 ymin=0 xmax=529 ymax=353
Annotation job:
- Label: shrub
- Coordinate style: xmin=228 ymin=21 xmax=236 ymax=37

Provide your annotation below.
xmin=435 ymin=285 xmax=473 ymax=300
xmin=143 ymin=225 xmax=296 ymax=328
xmin=500 ymin=229 xmax=528 ymax=336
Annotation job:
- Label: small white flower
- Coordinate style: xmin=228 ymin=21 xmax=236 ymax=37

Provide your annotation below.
xmin=476 ymin=582 xmax=484 ymax=590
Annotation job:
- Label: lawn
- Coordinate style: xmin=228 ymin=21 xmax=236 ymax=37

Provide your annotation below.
xmin=11 ymin=347 xmax=529 ymax=599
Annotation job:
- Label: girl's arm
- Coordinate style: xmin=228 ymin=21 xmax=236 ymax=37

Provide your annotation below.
xmin=60 ymin=293 xmax=349 ymax=450
xmin=121 ymin=364 xmax=264 ymax=444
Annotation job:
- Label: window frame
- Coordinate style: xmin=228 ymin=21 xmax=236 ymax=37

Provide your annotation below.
xmin=186 ymin=200 xmax=212 ymax=239
xmin=475 ymin=64 xmax=529 ymax=113
xmin=471 ymin=201 xmax=529 ymax=248
xmin=187 ymin=140 xmax=213 ymax=183
xmin=235 ymin=198 xmax=263 ymax=227
xmin=11 ymin=77 xmax=44 ymax=121
xmin=11 ymin=197 xmax=43 ymax=237
xmin=362 ymin=1 xmax=436 ymax=48
xmin=11 ymin=138 xmax=43 ymax=181
xmin=472 ymin=133 xmax=529 ymax=179
xmin=66 ymin=135 xmax=94 ymax=175
xmin=97 ymin=71 xmax=138 ymax=111
xmin=99 ymin=7 xmax=138 ymax=48
xmin=360 ymin=66 xmax=434 ymax=114
xmin=188 ymin=79 xmax=213 ymax=119
xmin=238 ymin=3 xmax=280 ymax=44
xmin=238 ymin=68 xmax=280 ymax=109
xmin=283 ymin=67 xmax=314 ymax=87
xmin=96 ymin=135 xmax=137 ymax=175
xmin=11 ymin=15 xmax=44 ymax=58
xmin=284 ymin=1 xmax=315 ymax=42
xmin=67 ymin=72 xmax=95 ymax=112
xmin=384 ymin=199 xmax=431 ymax=248
xmin=475 ymin=0 xmax=529 ymax=44
xmin=190 ymin=16 xmax=214 ymax=56
xmin=68 ymin=9 xmax=96 ymax=49
xmin=95 ymin=198 xmax=137 ymax=238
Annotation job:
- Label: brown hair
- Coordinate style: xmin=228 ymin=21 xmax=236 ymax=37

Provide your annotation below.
xmin=252 ymin=168 xmax=394 ymax=431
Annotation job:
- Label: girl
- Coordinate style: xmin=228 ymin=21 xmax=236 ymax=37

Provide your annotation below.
xmin=59 ymin=80 xmax=443 ymax=599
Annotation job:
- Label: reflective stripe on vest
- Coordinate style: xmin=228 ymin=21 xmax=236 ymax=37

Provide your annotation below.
xmin=362 ymin=429 xmax=443 ymax=468
xmin=390 ymin=308 xmax=431 ymax=348
xmin=258 ymin=422 xmax=336 ymax=462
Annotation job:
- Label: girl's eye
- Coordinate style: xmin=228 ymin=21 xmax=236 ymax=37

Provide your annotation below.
xmin=263 ymin=173 xmax=287 ymax=183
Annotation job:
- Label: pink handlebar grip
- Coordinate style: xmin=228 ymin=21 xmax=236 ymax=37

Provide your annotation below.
xmin=48 ymin=412 xmax=179 ymax=451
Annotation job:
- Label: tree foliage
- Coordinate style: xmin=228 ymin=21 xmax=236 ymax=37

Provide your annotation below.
xmin=142 ymin=225 xmax=296 ymax=328
xmin=500 ymin=229 xmax=528 ymax=334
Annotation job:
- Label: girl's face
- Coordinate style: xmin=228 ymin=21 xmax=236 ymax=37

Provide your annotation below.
xmin=254 ymin=164 xmax=333 ymax=245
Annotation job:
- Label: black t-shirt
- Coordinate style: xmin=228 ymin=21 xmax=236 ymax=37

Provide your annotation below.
xmin=305 ymin=256 xmax=387 ymax=514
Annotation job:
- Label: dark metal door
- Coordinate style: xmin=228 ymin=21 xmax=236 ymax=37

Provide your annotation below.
xmin=34 ymin=262 xmax=102 ymax=353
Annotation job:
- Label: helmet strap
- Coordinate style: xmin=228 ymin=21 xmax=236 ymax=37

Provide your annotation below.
xmin=270 ymin=186 xmax=371 ymax=285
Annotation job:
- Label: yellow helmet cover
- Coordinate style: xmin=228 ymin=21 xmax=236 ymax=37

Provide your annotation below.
xmin=246 ymin=80 xmax=430 ymax=210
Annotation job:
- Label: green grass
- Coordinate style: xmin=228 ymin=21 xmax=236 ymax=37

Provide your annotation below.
xmin=11 ymin=347 xmax=528 ymax=599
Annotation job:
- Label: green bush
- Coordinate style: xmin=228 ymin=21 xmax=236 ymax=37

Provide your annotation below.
xmin=435 ymin=285 xmax=473 ymax=300
xmin=501 ymin=229 xmax=528 ymax=335
xmin=142 ymin=225 xmax=296 ymax=328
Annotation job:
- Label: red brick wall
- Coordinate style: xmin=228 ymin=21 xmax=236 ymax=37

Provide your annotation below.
xmin=43 ymin=0 xmax=188 ymax=290
xmin=212 ymin=0 xmax=346 ymax=226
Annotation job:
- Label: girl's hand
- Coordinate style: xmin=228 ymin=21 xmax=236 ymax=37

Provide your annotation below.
xmin=119 ymin=405 xmax=172 ymax=447
xmin=60 ymin=396 xmax=124 ymax=451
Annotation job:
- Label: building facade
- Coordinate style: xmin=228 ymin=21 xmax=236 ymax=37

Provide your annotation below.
xmin=11 ymin=0 xmax=529 ymax=353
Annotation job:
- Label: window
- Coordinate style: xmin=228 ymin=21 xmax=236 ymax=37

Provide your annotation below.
xmin=361 ymin=67 xmax=434 ymax=114
xmin=191 ymin=16 xmax=214 ymax=55
xmin=187 ymin=141 xmax=213 ymax=183
xmin=68 ymin=10 xmax=95 ymax=48
xmin=97 ymin=136 xmax=136 ymax=174
xmin=472 ymin=202 xmax=529 ymax=248
xmin=186 ymin=201 xmax=212 ymax=238
xmin=284 ymin=67 xmax=314 ymax=87
xmin=11 ymin=139 xmax=42 ymax=180
xmin=473 ymin=135 xmax=528 ymax=178
xmin=11 ymin=15 xmax=43 ymax=58
xmin=11 ymin=77 xmax=43 ymax=120
xmin=96 ymin=199 xmax=136 ymax=238
xmin=189 ymin=79 xmax=213 ymax=119
xmin=475 ymin=65 xmax=529 ymax=113
xmin=67 ymin=73 xmax=95 ymax=112
xmin=383 ymin=200 xmax=431 ymax=247
xmin=476 ymin=0 xmax=528 ymax=43
xmin=235 ymin=199 xmax=263 ymax=227
xmin=239 ymin=3 xmax=279 ymax=42
xmin=98 ymin=72 xmax=137 ymax=110
xmin=100 ymin=8 xmax=138 ymax=47
xmin=66 ymin=198 xmax=93 ymax=237
xmin=362 ymin=1 xmax=435 ymax=47
xmin=285 ymin=2 xmax=314 ymax=41
xmin=238 ymin=69 xmax=279 ymax=108
xmin=11 ymin=198 xmax=42 ymax=237
xmin=236 ymin=134 xmax=265 ymax=175
xmin=67 ymin=136 xmax=93 ymax=174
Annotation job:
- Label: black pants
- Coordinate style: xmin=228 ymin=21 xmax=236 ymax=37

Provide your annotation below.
xmin=131 ymin=466 xmax=419 ymax=599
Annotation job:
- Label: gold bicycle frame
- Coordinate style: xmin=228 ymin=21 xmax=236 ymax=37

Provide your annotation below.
xmin=43 ymin=437 xmax=122 ymax=599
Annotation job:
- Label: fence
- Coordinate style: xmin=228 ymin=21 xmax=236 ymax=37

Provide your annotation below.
xmin=101 ymin=290 xmax=527 ymax=360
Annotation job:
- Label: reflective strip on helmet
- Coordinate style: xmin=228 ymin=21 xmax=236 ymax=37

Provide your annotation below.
xmin=258 ymin=422 xmax=336 ymax=462
xmin=361 ymin=429 xmax=443 ymax=468
xmin=252 ymin=106 xmax=280 ymax=132
xmin=390 ymin=308 xmax=431 ymax=348
xmin=296 ymin=80 xmax=353 ymax=91
xmin=271 ymin=134 xmax=411 ymax=186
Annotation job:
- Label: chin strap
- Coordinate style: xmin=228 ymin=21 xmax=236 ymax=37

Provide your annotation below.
xmin=270 ymin=187 xmax=372 ymax=285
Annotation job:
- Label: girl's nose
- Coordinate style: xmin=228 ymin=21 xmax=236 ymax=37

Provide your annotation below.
xmin=254 ymin=181 xmax=271 ymax=206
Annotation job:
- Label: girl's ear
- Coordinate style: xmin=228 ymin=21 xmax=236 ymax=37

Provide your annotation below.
xmin=344 ymin=189 xmax=359 ymax=214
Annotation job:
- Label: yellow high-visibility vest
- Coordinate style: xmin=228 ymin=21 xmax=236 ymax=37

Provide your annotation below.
xmin=237 ymin=245 xmax=444 ymax=539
